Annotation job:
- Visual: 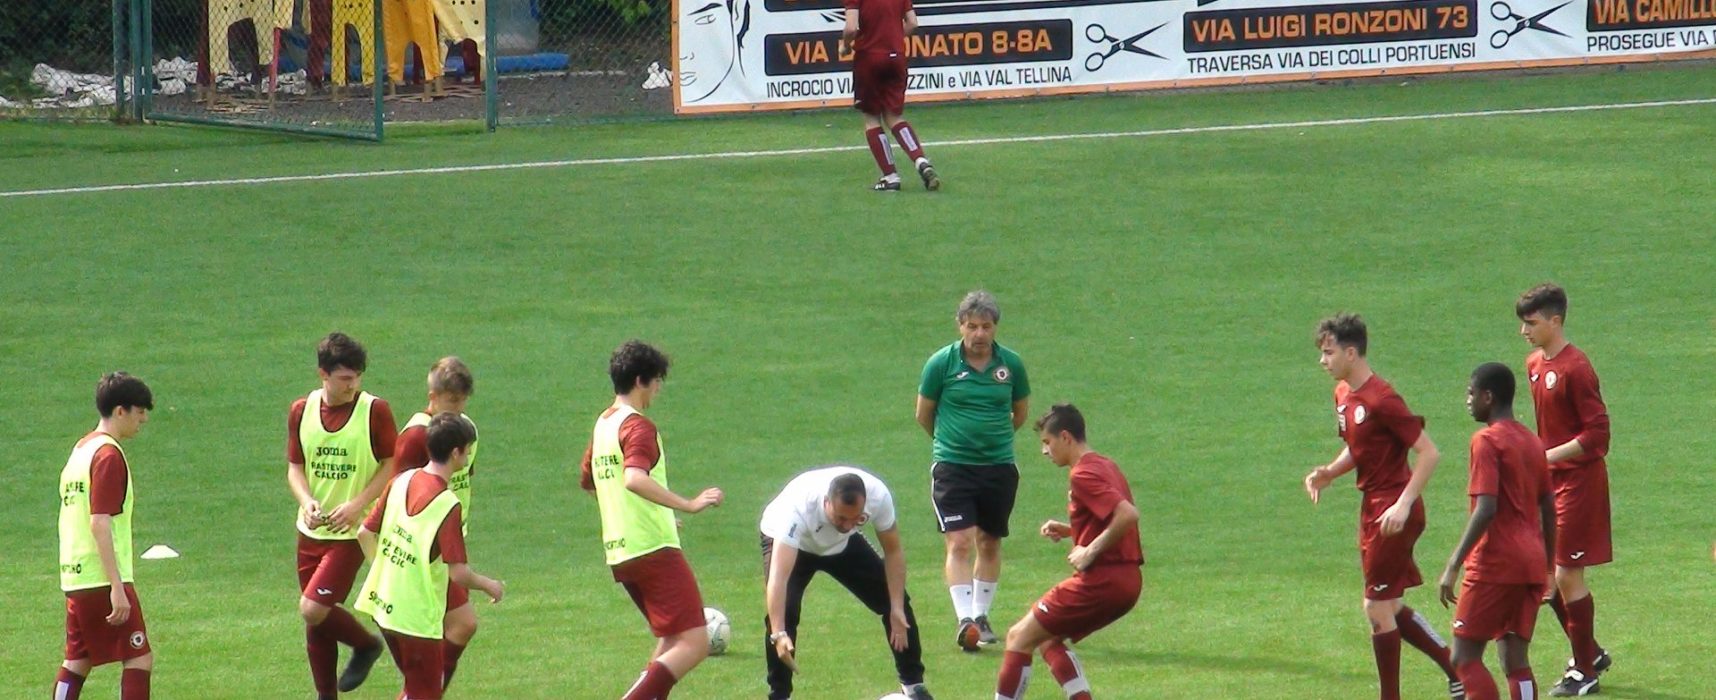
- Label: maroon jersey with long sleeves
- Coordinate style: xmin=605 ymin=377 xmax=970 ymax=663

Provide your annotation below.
xmin=1334 ymin=376 xmax=1424 ymax=495
xmin=1464 ymin=420 xmax=1550 ymax=585
xmin=1525 ymin=345 xmax=1610 ymax=471
xmin=845 ymin=0 xmax=912 ymax=54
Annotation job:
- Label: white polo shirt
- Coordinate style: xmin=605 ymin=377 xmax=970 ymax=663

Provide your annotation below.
xmin=760 ymin=466 xmax=896 ymax=556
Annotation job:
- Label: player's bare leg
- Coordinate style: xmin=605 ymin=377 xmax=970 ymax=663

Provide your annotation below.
xmin=442 ymin=603 xmax=478 ymax=690
xmin=54 ymin=658 xmax=94 ymax=699
xmin=1550 ymin=566 xmax=1605 ymax=696
xmin=1498 ymin=635 xmax=1536 ymax=700
xmin=623 ymin=627 xmax=710 ymax=700
xmin=301 ymin=597 xmax=383 ymax=694
xmin=885 ymin=112 xmax=939 ymax=190
xmin=943 ymin=530 xmax=980 ymax=651
xmin=862 ymin=112 xmax=901 ymax=191
xmin=994 ymin=614 xmax=1057 ymax=700
xmin=1450 ymin=637 xmax=1498 ymax=700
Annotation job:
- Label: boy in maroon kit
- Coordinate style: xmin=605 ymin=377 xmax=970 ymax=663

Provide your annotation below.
xmin=1516 ymin=284 xmax=1612 ymax=697
xmin=843 ymin=0 xmax=940 ymax=191
xmin=1438 ymin=362 xmax=1556 ymax=700
xmin=994 ymin=404 xmax=1141 ymax=700
xmin=1303 ymin=314 xmax=1465 ymax=700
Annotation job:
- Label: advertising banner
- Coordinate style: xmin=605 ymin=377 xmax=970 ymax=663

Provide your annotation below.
xmin=672 ymin=0 xmax=1716 ymax=113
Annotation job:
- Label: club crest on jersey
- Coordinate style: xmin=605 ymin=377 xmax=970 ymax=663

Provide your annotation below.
xmin=130 ymin=631 xmax=146 ymax=649
xmin=1545 ymin=371 xmax=1559 ymax=389
xmin=994 ymin=366 xmax=1011 ymax=382
xmin=1353 ymin=405 xmax=1368 ymax=425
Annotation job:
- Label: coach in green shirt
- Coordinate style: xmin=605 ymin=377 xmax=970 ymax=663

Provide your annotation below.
xmin=915 ymin=290 xmax=1030 ymax=652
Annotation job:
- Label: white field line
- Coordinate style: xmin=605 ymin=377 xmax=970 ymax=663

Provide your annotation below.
xmin=4 ymin=97 xmax=1713 ymax=200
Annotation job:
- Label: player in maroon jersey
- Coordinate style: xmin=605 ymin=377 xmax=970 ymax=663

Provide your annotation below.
xmin=1303 ymin=314 xmax=1463 ymax=700
xmin=993 ymin=404 xmax=1141 ymax=700
xmin=1438 ymin=362 xmax=1556 ymax=700
xmin=1515 ymin=283 xmax=1612 ymax=696
xmin=842 ymin=0 xmax=940 ymax=191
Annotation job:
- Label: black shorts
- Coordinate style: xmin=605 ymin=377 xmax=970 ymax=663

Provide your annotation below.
xmin=931 ymin=462 xmax=1019 ymax=537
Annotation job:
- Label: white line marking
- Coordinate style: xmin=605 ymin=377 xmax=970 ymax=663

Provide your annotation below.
xmin=4 ymin=97 xmax=1713 ymax=199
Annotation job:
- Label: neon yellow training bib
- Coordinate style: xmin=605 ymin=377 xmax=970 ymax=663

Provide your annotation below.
xmin=590 ymin=405 xmax=677 ymax=566
xmin=405 ymin=411 xmax=478 ymax=533
xmin=299 ymin=389 xmax=380 ymax=540
xmin=60 ymin=433 xmax=133 ymax=592
xmin=356 ymin=470 xmax=459 ymax=638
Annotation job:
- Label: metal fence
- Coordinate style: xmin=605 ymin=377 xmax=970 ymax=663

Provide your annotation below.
xmin=3 ymin=0 xmax=675 ymax=136
xmin=1 ymin=1 xmax=132 ymax=121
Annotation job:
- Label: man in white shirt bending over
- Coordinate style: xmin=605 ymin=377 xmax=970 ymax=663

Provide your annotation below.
xmin=760 ymin=466 xmax=933 ymax=700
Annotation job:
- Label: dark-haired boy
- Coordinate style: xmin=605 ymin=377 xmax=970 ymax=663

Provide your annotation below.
xmin=357 ymin=413 xmax=504 ymax=700
xmin=1515 ymin=283 xmax=1613 ymax=697
xmin=54 ymin=372 xmax=156 ymax=700
xmin=286 ymin=332 xmax=396 ymax=698
xmin=580 ymin=340 xmax=725 ymax=700
xmin=1437 ymin=363 xmax=1554 ymax=700
xmin=994 ymin=404 xmax=1140 ymax=700
xmin=1302 ymin=314 xmax=1463 ymax=700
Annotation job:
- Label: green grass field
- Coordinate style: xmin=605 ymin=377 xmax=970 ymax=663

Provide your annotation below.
xmin=3 ymin=64 xmax=1715 ymax=699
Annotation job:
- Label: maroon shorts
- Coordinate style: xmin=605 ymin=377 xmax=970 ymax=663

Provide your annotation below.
xmin=612 ymin=548 xmax=705 ymax=638
xmin=384 ymin=630 xmax=445 ymax=699
xmin=1551 ymin=467 xmax=1612 ymax=568
xmin=1032 ymin=565 xmax=1141 ymax=643
xmin=297 ymin=534 xmax=366 ymax=607
xmin=65 ymin=583 xmax=151 ymax=665
xmin=1358 ymin=493 xmax=1426 ymax=600
xmin=852 ymin=50 xmax=907 ymax=116
xmin=1453 ymin=580 xmax=1544 ymax=641
xmin=447 ymin=580 xmax=470 ymax=611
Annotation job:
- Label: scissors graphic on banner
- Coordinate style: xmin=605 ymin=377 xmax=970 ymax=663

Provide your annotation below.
xmin=1489 ymin=1 xmax=1570 ymax=49
xmin=1085 ymin=23 xmax=1168 ymax=72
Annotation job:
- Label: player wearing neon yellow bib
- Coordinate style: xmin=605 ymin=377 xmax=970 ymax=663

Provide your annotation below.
xmin=391 ymin=356 xmax=483 ymax=689
xmin=358 ymin=413 xmax=503 ymax=700
xmin=52 ymin=373 xmax=156 ymax=700
xmin=285 ymin=333 xmax=396 ymax=700
xmin=578 ymin=340 xmax=724 ymax=700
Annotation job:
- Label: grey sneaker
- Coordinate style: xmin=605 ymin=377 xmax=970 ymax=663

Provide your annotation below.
xmin=902 ymin=683 xmax=934 ymax=700
xmin=974 ymin=615 xmax=999 ymax=646
xmin=956 ymin=618 xmax=980 ymax=652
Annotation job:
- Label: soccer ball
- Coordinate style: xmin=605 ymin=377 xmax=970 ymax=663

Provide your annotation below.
xmin=878 ymin=694 xmax=910 ymax=700
xmin=704 ymin=607 xmax=731 ymax=656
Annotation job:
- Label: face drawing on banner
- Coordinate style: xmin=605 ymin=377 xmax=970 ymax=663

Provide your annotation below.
xmin=681 ymin=0 xmax=755 ymax=102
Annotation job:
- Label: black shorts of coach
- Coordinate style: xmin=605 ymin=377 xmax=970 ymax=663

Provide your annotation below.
xmin=759 ymin=533 xmax=924 ymax=700
xmin=930 ymin=462 xmax=1019 ymax=537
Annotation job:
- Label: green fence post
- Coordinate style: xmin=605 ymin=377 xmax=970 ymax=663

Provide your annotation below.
xmin=372 ymin=0 xmax=386 ymax=141
xmin=128 ymin=0 xmax=144 ymax=121
xmin=484 ymin=0 xmax=497 ymax=132
xmin=113 ymin=0 xmax=127 ymax=121
xmin=140 ymin=0 xmax=155 ymax=116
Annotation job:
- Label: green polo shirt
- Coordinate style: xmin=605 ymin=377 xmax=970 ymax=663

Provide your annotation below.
xmin=919 ymin=340 xmax=1030 ymax=466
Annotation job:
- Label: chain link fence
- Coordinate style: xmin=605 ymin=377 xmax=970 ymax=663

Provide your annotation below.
xmin=1 ymin=2 xmax=130 ymax=121
xmin=492 ymin=0 xmax=674 ymax=124
xmin=143 ymin=0 xmax=387 ymax=138
xmin=5 ymin=0 xmax=678 ymax=134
